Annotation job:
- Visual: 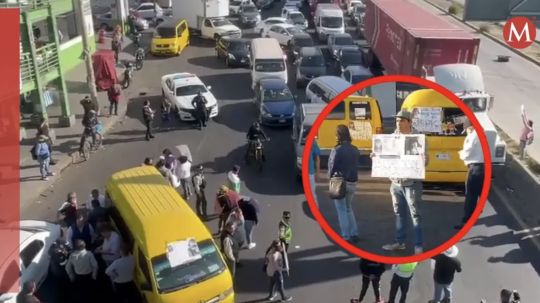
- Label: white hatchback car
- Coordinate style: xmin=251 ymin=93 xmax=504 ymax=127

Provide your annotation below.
xmin=255 ymin=17 xmax=287 ymax=36
xmin=0 ymin=221 xmax=61 ymax=303
xmin=263 ymin=23 xmax=304 ymax=46
xmin=161 ymin=73 xmax=219 ymax=121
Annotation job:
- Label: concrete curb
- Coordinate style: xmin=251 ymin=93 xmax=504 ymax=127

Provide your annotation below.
xmin=423 ymin=0 xmax=540 ymax=68
xmin=506 ymin=152 xmax=540 ymax=185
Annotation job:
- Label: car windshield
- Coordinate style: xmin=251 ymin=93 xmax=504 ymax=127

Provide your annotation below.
xmin=213 ymin=19 xmax=232 ymax=27
xmin=341 ymin=52 xmax=363 ymax=67
xmin=462 ymin=97 xmax=487 ymax=112
xmin=263 ymin=87 xmax=293 ymax=102
xmin=229 ymin=41 xmax=248 ymax=51
xmin=255 ymin=59 xmax=286 ymax=72
xmin=301 ymin=55 xmax=325 ymax=67
xmin=243 ymin=6 xmax=258 ymax=13
xmin=335 ymin=36 xmax=354 ymax=45
xmin=290 ymin=13 xmax=305 ymax=23
xmin=321 ymin=17 xmax=342 ymax=28
xmin=354 ymin=5 xmax=366 ymax=13
xmin=156 ymin=27 xmax=176 ymax=38
xmin=295 ymin=37 xmax=314 ymax=47
xmin=151 ymin=240 xmax=226 ymax=293
xmin=175 ymin=85 xmax=208 ymax=96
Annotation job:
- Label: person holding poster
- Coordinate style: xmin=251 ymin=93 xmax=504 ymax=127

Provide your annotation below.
xmin=328 ymin=125 xmax=360 ymax=243
xmin=375 ymin=110 xmax=428 ymax=255
xmin=454 ymin=126 xmax=484 ymax=230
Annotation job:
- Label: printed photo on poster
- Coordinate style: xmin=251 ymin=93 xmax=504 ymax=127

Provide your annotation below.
xmin=404 ymin=136 xmax=423 ymax=155
xmin=371 ymin=134 xmax=426 ymax=179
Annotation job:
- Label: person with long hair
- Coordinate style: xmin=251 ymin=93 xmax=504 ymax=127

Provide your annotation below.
xmin=328 ymin=124 xmax=360 ymax=242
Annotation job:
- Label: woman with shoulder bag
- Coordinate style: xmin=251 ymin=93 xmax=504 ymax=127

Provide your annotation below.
xmin=328 ymin=125 xmax=360 ymax=243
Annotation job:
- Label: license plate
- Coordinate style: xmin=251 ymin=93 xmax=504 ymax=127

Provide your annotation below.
xmin=436 ymin=153 xmax=450 ymax=160
xmin=279 ymin=119 xmax=286 ymax=123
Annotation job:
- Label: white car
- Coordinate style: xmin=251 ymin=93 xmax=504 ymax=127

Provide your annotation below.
xmin=0 ymin=221 xmax=61 ymax=303
xmin=161 ymin=73 xmax=219 ymax=121
xmin=263 ymin=23 xmax=304 ymax=46
xmin=230 ymin=0 xmax=251 ymax=15
xmin=134 ymin=2 xmax=164 ymax=21
xmin=201 ymin=17 xmax=242 ymax=40
xmin=281 ymin=4 xmax=298 ymax=18
xmin=255 ymin=17 xmax=287 ymax=35
xmin=347 ymin=0 xmax=364 ymax=15
xmin=285 ymin=10 xmax=308 ymax=30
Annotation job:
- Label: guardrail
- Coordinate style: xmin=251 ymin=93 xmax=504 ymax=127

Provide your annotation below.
xmin=0 ymin=0 xmax=51 ymax=10
xmin=35 ymin=43 xmax=59 ymax=75
xmin=20 ymin=52 xmax=36 ymax=85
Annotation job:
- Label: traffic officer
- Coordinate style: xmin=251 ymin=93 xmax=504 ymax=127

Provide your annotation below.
xmin=388 ymin=262 xmax=418 ymax=303
xmin=278 ymin=211 xmax=292 ymax=252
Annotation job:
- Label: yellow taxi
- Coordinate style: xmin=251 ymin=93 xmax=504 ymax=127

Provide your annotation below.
xmin=151 ymin=18 xmax=189 ymax=56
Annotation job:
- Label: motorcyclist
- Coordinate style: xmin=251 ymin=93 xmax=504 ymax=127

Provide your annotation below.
xmin=245 ymin=122 xmax=268 ymax=161
xmin=79 ymin=109 xmax=98 ymax=155
xmin=191 ymin=92 xmax=208 ymax=130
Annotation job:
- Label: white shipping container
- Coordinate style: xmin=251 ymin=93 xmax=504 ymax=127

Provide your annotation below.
xmin=173 ymin=0 xmax=229 ymax=30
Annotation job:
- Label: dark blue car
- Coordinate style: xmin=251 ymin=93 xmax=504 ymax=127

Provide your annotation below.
xmin=254 ymin=78 xmax=296 ymax=126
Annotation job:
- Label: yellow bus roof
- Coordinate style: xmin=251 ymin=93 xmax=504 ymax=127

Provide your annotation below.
xmin=106 ymin=166 xmax=212 ymax=258
xmin=401 ymin=89 xmax=457 ymax=109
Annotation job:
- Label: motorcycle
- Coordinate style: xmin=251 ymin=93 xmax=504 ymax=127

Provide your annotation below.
xmin=134 ymin=47 xmax=145 ymax=71
xmin=132 ymin=31 xmax=142 ymax=48
xmin=246 ymin=137 xmax=270 ymax=171
xmin=122 ymin=61 xmax=135 ymax=89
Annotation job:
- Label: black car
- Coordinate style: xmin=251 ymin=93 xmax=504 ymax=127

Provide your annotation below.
xmin=287 ymin=33 xmax=314 ymax=61
xmin=295 ymin=47 xmax=327 ymax=87
xmin=327 ymin=33 xmax=356 ymax=59
xmin=335 ymin=48 xmax=365 ymax=74
xmin=216 ymin=37 xmax=251 ymax=67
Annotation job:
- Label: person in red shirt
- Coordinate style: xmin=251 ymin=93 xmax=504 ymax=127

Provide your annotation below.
xmin=107 ymin=83 xmax=122 ymax=116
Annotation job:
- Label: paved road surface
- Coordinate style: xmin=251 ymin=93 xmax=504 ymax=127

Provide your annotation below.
xmin=25 ymin=2 xmax=540 ymax=302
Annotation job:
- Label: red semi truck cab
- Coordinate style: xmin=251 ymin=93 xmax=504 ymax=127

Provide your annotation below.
xmin=363 ymin=0 xmax=480 ymax=77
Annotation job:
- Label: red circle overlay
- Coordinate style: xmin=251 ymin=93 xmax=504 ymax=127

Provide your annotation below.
xmin=302 ymin=75 xmax=492 ymax=264
xmin=503 ymin=16 xmax=536 ymax=49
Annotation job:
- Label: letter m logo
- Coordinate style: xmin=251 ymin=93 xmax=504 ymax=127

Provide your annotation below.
xmin=503 ymin=16 xmax=537 ymax=49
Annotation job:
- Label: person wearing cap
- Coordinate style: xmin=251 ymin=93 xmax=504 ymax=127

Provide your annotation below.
xmin=278 ymin=211 xmax=293 ymax=252
xmin=216 ymin=186 xmax=240 ymax=233
xmin=34 ymin=134 xmax=55 ymax=181
xmin=387 ymin=262 xmax=418 ymax=303
xmin=454 ymin=126 xmax=484 ymax=230
xmin=428 ymin=245 xmax=461 ymax=303
xmin=227 ymin=165 xmax=242 ymax=194
xmin=374 ymin=110 xmax=428 ymax=255
xmin=328 ymin=125 xmax=360 ymax=243
xmin=192 ymin=165 xmax=208 ymax=218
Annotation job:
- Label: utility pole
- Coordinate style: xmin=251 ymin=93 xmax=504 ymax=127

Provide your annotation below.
xmin=77 ymin=0 xmax=100 ymax=115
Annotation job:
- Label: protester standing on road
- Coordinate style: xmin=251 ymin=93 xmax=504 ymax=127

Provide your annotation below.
xmin=226 ymin=206 xmax=247 ymax=248
xmin=455 ymin=126 xmax=484 ymax=230
xmin=356 ymin=258 xmax=386 ymax=303
xmin=177 ymin=155 xmax=193 ymax=199
xmin=216 ymin=186 xmax=241 ymax=233
xmin=227 ymin=165 xmax=242 ymax=193
xmin=192 ymin=165 xmax=208 ymax=218
xmin=387 ymin=262 xmax=418 ymax=303
xmin=328 ymin=124 xmax=360 ymax=243
xmin=519 ymin=104 xmax=534 ymax=160
xmin=36 ymin=117 xmax=56 ymax=165
xmin=309 ymin=136 xmax=321 ymax=207
xmin=95 ymin=224 xmax=122 ymax=267
xmin=428 ymin=245 xmax=461 ymax=303
xmin=66 ymin=215 xmax=96 ymax=249
xmin=278 ymin=211 xmax=293 ymax=252
xmin=378 ymin=110 xmax=427 ymax=254
xmin=34 ymin=135 xmax=54 ymax=181
xmin=107 ymin=83 xmax=122 ymax=116
xmin=111 ymin=25 xmax=124 ymax=64
xmin=191 ymin=91 xmax=208 ymax=130
xmin=105 ymin=244 xmax=140 ymax=303
xmin=16 ymin=281 xmax=42 ymax=303
xmin=142 ymin=100 xmax=155 ymax=141
xmin=162 ymin=148 xmax=177 ymax=173
xmin=265 ymin=240 xmax=293 ymax=302
xmin=221 ymin=222 xmax=240 ymax=278
xmin=86 ymin=189 xmax=106 ymax=210
xmin=58 ymin=192 xmax=79 ymax=227
xmin=88 ymin=199 xmax=108 ymax=230
xmin=239 ymin=196 xmax=260 ymax=249
xmin=65 ymin=239 xmax=98 ymax=303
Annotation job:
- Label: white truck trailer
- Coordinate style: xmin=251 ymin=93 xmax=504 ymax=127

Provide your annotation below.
xmin=172 ymin=0 xmax=242 ymax=40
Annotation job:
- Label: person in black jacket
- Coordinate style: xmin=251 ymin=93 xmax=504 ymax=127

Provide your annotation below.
xmin=191 ymin=92 xmax=208 ymax=130
xmin=429 ymin=245 xmax=461 ymax=303
xmin=357 ymin=258 xmax=386 ymax=303
xmin=239 ymin=196 xmax=260 ymax=249
xmin=328 ymin=124 xmax=360 ymax=243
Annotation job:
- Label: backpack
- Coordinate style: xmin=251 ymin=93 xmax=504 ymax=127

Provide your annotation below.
xmin=30 ymin=145 xmax=38 ymax=161
xmin=527 ymin=131 xmax=534 ymax=145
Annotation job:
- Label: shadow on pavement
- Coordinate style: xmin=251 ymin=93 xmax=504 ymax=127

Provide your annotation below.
xmin=199 ymin=73 xmax=254 ymax=101
xmin=188 ymin=55 xmax=231 ymax=70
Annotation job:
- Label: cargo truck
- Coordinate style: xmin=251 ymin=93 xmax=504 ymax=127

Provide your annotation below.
xmin=172 ymin=0 xmax=242 ymax=40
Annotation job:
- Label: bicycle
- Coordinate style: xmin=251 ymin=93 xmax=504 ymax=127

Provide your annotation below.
xmin=80 ymin=122 xmax=104 ymax=161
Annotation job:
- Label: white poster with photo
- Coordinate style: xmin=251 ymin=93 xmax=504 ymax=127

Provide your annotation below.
xmin=371 ymin=134 xmax=426 ymax=179
xmin=412 ymin=107 xmax=442 ymax=133
xmin=166 ymin=238 xmax=202 ymax=268
xmin=348 ymin=121 xmax=373 ymax=142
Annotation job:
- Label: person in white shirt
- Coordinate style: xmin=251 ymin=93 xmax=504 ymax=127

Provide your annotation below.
xmin=86 ymin=189 xmax=106 ymax=210
xmin=65 ymin=239 xmax=98 ymax=303
xmin=177 ymin=155 xmax=193 ymax=198
xmin=455 ymin=126 xmax=484 ymax=230
xmin=227 ymin=165 xmax=241 ymax=194
xmin=95 ymin=225 xmax=122 ymax=266
xmin=265 ymin=240 xmax=292 ymax=302
xmin=105 ymin=244 xmax=140 ymax=303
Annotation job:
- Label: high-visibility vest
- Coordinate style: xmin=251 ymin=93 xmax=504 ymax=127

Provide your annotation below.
xmin=397 ymin=262 xmax=418 ymax=274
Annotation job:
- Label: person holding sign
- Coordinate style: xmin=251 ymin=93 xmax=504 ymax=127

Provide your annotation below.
xmin=373 ymin=110 xmax=428 ymax=255
xmin=454 ymin=126 xmax=484 ymax=230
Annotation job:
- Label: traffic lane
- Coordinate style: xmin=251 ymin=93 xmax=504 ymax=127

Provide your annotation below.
xmin=314 ymin=169 xmax=464 ymax=255
xmin=410 ymin=0 xmax=540 ymax=160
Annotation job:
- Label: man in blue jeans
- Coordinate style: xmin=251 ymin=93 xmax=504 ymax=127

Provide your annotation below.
xmin=308 ymin=137 xmax=321 ymax=206
xmin=375 ymin=110 xmax=428 ymax=255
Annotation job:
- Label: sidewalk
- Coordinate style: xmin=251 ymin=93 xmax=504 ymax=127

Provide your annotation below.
xmin=19 ymin=34 xmax=134 ymax=210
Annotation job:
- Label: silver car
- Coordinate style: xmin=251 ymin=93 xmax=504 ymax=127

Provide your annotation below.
xmin=94 ymin=12 xmax=149 ymax=31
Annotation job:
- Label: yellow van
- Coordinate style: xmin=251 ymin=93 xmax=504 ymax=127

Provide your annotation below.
xmin=401 ymin=89 xmax=467 ymax=183
xmin=151 ymin=18 xmax=189 ymax=56
xmin=105 ymin=166 xmax=234 ymax=303
xmin=318 ymin=95 xmax=384 ymax=156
